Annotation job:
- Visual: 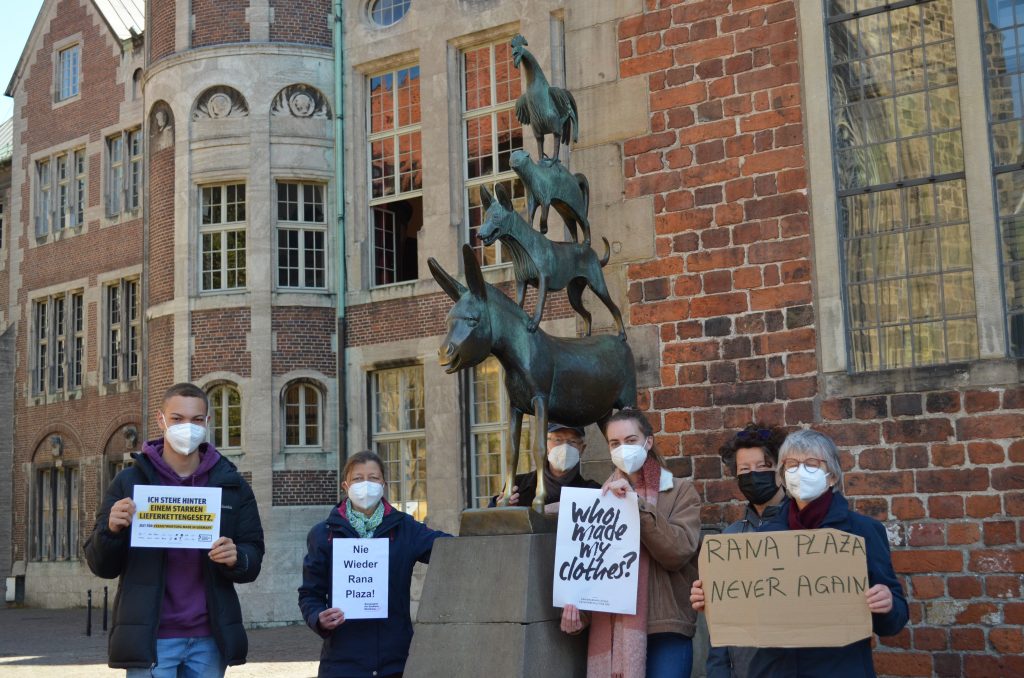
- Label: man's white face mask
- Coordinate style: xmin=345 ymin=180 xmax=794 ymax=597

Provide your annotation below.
xmin=547 ymin=444 xmax=580 ymax=473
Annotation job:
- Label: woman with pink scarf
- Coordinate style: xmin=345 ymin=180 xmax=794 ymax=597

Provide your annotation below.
xmin=560 ymin=408 xmax=702 ymax=678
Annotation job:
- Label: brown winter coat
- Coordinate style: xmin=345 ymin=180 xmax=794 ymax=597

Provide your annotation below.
xmin=638 ymin=475 xmax=701 ymax=637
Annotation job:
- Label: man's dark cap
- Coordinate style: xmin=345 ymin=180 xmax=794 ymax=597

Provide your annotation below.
xmin=547 ymin=422 xmax=585 ymax=438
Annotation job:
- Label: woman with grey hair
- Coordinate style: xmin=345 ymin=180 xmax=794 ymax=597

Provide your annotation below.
xmin=690 ymin=429 xmax=908 ymax=677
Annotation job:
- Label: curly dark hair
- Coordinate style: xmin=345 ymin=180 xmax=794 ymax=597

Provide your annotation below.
xmin=718 ymin=423 xmax=787 ymax=476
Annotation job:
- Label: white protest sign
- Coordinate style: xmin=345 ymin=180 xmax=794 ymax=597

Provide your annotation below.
xmin=332 ymin=538 xmax=389 ymax=619
xmin=130 ymin=485 xmax=222 ymax=549
xmin=552 ymin=487 xmax=641 ymax=615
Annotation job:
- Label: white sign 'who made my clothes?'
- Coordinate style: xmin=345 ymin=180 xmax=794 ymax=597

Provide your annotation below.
xmin=332 ymin=538 xmax=389 ymax=619
xmin=553 ymin=487 xmax=641 ymax=615
xmin=130 ymin=485 xmax=222 ymax=549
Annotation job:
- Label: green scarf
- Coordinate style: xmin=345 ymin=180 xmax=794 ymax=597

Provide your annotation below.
xmin=346 ymin=499 xmax=384 ymax=538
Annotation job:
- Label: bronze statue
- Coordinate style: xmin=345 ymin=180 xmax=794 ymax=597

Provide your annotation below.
xmin=510 ymin=149 xmax=590 ymax=243
xmin=430 ymin=246 xmax=637 ymax=512
xmin=512 ymin=34 xmax=579 ymax=161
xmin=477 ymin=183 xmax=625 ymax=338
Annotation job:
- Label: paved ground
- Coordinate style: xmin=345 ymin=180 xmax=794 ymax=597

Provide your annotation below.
xmin=0 ymin=607 xmax=322 ymax=677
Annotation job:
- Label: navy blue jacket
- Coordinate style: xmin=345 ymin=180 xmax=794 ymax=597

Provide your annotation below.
xmin=748 ymin=493 xmax=909 ymax=678
xmin=298 ymin=500 xmax=450 ymax=678
xmin=706 ymin=502 xmax=782 ymax=678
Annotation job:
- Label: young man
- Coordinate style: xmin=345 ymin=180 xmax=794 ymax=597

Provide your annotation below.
xmin=490 ymin=422 xmax=600 ymax=508
xmin=85 ymin=383 xmax=265 ymax=677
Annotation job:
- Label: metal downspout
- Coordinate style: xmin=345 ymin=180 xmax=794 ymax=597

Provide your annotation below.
xmin=333 ymin=1 xmax=348 ymax=489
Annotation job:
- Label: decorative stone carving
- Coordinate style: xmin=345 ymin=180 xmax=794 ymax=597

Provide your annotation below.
xmin=271 ymin=84 xmax=331 ymax=119
xmin=149 ymin=101 xmax=174 ymax=149
xmin=193 ymin=86 xmax=249 ymax=120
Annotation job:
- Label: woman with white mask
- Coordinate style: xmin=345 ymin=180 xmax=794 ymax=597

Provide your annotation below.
xmin=298 ymin=450 xmax=451 ymax=678
xmin=560 ymin=408 xmax=701 ymax=678
xmin=690 ymin=429 xmax=908 ymax=678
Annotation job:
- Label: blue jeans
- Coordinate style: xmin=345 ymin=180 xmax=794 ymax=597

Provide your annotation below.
xmin=646 ymin=632 xmax=693 ymax=678
xmin=125 ymin=636 xmax=225 ymax=678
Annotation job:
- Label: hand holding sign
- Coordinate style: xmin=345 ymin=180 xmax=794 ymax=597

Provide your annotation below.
xmin=552 ymin=487 xmax=641 ymax=615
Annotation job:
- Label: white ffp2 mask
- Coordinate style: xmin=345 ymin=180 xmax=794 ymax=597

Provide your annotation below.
xmin=610 ymin=443 xmax=648 ymax=474
xmin=163 ymin=421 xmax=207 ymax=456
xmin=348 ymin=481 xmax=385 ymax=511
xmin=784 ymin=464 xmax=830 ymax=503
xmin=548 ymin=444 xmax=580 ymax=473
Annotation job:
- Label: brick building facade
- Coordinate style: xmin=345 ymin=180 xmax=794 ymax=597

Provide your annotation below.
xmin=1 ymin=0 xmax=1022 ymax=674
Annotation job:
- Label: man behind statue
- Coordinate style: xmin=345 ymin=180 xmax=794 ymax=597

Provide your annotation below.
xmin=491 ymin=422 xmax=600 ymax=508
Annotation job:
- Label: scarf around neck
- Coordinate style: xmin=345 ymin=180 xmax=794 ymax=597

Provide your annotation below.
xmin=587 ymin=456 xmax=663 ymax=678
xmin=346 ymin=499 xmax=384 ymax=538
xmin=787 ymin=489 xmax=835 ymax=530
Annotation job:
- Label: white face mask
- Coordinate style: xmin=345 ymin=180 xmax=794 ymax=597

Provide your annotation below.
xmin=348 ymin=481 xmax=385 ymax=511
xmin=162 ymin=418 xmax=207 ymax=456
xmin=611 ymin=443 xmax=648 ymax=474
xmin=784 ymin=464 xmax=830 ymax=503
xmin=548 ymin=444 xmax=581 ymax=473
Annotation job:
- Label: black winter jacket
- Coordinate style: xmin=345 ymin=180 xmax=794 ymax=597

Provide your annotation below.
xmin=84 ymin=447 xmax=265 ymax=669
xmin=298 ymin=500 xmax=449 ymax=677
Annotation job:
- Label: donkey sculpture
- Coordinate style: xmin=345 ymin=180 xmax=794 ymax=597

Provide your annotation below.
xmin=478 ymin=183 xmax=625 ymax=339
xmin=430 ymin=245 xmax=637 ymax=512
xmin=510 ymin=149 xmax=590 ymax=244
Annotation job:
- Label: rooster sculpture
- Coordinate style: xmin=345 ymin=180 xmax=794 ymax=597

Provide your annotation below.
xmin=511 ymin=34 xmax=579 ymax=161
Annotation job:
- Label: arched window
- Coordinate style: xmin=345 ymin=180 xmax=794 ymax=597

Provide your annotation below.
xmin=208 ymin=384 xmax=242 ymax=451
xmin=284 ymin=382 xmax=322 ymax=447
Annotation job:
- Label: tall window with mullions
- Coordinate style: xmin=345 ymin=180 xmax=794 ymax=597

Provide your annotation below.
xmin=828 ymin=0 xmax=979 ymax=371
xmin=980 ymin=0 xmax=1024 ymax=354
xmin=371 ymin=366 xmax=427 ymax=521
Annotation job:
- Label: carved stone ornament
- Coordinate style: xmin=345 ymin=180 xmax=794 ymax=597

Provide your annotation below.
xmin=149 ymin=101 xmax=175 ymax=147
xmin=193 ymin=86 xmax=249 ymax=120
xmin=271 ymin=84 xmax=331 ymax=119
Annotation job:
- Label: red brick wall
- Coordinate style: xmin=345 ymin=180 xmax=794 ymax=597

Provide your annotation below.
xmin=10 ymin=0 xmax=143 ymax=563
xmin=146 ymin=315 xmax=175 ymax=436
xmin=273 ymin=469 xmax=337 ymax=506
xmin=272 ymin=306 xmax=337 ymax=375
xmin=345 ymin=281 xmax=574 ymax=348
xmin=618 ymin=1 xmax=1023 ymax=675
xmin=148 ymin=0 xmax=176 ymax=62
xmin=191 ymin=308 xmax=251 ymax=378
xmin=269 ymin=0 xmax=332 ymax=47
xmin=191 ymin=0 xmax=250 ymax=47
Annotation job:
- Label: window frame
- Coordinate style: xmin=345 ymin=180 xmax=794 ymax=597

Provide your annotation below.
xmin=367 ymin=64 xmax=423 ymax=288
xmin=199 ymin=182 xmax=248 ymax=292
xmin=370 ymin=365 xmax=427 ymax=521
xmin=208 ymin=383 xmax=243 ymax=453
xmin=283 ymin=381 xmax=323 ymax=449
xmin=801 ymin=0 xmax=1008 ymax=384
xmin=460 ymin=38 xmax=526 ymax=268
xmin=56 ymin=43 xmax=80 ymax=103
xmin=467 ymin=357 xmax=535 ymax=508
xmin=276 ymin=180 xmax=328 ymax=290
xmin=32 ymin=291 xmax=84 ymax=396
xmin=33 ymin=464 xmax=79 ymax=562
xmin=104 ymin=278 xmax=140 ymax=384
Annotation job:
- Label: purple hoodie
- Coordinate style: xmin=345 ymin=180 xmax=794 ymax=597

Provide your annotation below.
xmin=141 ymin=438 xmax=222 ymax=639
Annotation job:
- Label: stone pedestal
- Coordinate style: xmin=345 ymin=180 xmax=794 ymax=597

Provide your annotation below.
xmin=405 ymin=509 xmax=586 ymax=678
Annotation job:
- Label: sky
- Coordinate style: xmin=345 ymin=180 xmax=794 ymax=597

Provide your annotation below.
xmin=0 ymin=0 xmax=45 ymax=122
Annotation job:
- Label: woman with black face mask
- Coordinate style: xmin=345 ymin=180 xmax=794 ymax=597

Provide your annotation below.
xmin=704 ymin=424 xmax=787 ymax=678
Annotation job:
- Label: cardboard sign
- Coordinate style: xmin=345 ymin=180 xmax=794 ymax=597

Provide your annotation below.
xmin=699 ymin=528 xmax=872 ymax=648
xmin=130 ymin=485 xmax=222 ymax=549
xmin=332 ymin=538 xmax=389 ymax=619
xmin=552 ymin=487 xmax=641 ymax=615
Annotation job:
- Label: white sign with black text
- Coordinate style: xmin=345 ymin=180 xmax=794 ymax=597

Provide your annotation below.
xmin=332 ymin=538 xmax=389 ymax=619
xmin=130 ymin=485 xmax=222 ymax=550
xmin=552 ymin=487 xmax=641 ymax=615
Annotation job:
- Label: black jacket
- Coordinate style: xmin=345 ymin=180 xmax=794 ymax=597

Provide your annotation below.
xmin=298 ymin=500 xmax=449 ymax=677
xmin=748 ymin=493 xmax=909 ymax=678
xmin=487 ymin=465 xmax=600 ymax=507
xmin=84 ymin=448 xmax=265 ymax=669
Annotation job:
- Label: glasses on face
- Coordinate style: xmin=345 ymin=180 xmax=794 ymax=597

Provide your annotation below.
xmin=782 ymin=457 xmax=826 ymax=474
xmin=548 ymin=437 xmax=583 ymax=447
